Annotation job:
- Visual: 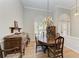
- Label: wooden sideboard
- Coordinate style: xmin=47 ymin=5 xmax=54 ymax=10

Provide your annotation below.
xmin=3 ymin=33 xmax=28 ymax=56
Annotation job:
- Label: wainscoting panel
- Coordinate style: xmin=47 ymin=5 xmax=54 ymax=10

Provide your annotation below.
xmin=64 ymin=36 xmax=79 ymax=53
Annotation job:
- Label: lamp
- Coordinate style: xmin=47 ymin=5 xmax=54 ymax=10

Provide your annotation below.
xmin=74 ymin=0 xmax=79 ymax=16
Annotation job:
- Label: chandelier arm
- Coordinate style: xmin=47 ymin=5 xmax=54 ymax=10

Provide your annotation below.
xmin=47 ymin=0 xmax=49 ymax=16
xmin=74 ymin=0 xmax=79 ymax=16
xmin=76 ymin=0 xmax=77 ymax=13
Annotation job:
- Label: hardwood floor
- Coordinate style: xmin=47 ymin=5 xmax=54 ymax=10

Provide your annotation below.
xmin=23 ymin=41 xmax=79 ymax=58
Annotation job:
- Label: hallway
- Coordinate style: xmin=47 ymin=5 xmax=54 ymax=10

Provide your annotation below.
xmin=23 ymin=41 xmax=79 ymax=58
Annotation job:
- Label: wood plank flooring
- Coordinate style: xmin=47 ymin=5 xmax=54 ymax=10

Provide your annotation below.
xmin=23 ymin=41 xmax=79 ymax=58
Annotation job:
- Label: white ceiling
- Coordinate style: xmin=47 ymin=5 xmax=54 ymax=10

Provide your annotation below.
xmin=21 ymin=0 xmax=79 ymax=11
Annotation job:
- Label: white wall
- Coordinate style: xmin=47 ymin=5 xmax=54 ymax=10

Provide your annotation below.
xmin=23 ymin=8 xmax=53 ymax=40
xmin=23 ymin=7 xmax=71 ymax=41
xmin=23 ymin=7 xmax=79 ymax=53
xmin=65 ymin=8 xmax=79 ymax=53
xmin=0 ymin=0 xmax=24 ymax=40
xmin=54 ymin=7 xmax=71 ymax=33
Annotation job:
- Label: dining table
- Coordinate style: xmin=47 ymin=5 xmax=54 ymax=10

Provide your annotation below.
xmin=38 ymin=35 xmax=57 ymax=53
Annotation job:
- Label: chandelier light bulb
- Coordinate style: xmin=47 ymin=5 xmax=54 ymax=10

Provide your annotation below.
xmin=74 ymin=12 xmax=79 ymax=16
xmin=74 ymin=0 xmax=79 ymax=16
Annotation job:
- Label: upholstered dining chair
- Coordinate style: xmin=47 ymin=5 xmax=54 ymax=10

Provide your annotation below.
xmin=56 ymin=33 xmax=60 ymax=38
xmin=48 ymin=36 xmax=64 ymax=58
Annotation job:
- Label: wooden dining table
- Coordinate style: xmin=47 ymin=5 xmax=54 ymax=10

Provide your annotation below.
xmin=38 ymin=35 xmax=56 ymax=53
xmin=38 ymin=32 xmax=60 ymax=44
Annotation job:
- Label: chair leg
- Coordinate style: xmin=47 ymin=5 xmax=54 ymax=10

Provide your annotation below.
xmin=61 ymin=50 xmax=63 ymax=58
xmin=43 ymin=47 xmax=46 ymax=53
xmin=36 ymin=45 xmax=45 ymax=53
xmin=36 ymin=46 xmax=37 ymax=53
xmin=62 ymin=52 xmax=63 ymax=58
xmin=43 ymin=46 xmax=48 ymax=53
xmin=19 ymin=54 xmax=22 ymax=58
xmin=48 ymin=48 xmax=50 ymax=57
xmin=19 ymin=52 xmax=23 ymax=58
xmin=41 ymin=45 xmax=45 ymax=53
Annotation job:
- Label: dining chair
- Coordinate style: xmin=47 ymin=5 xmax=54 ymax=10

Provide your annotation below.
xmin=56 ymin=33 xmax=60 ymax=38
xmin=48 ymin=36 xmax=64 ymax=58
xmin=35 ymin=35 xmax=45 ymax=53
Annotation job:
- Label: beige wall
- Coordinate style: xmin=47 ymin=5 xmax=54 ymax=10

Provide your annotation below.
xmin=0 ymin=0 xmax=23 ymax=40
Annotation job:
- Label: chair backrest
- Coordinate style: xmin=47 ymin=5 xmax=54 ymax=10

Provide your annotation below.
xmin=56 ymin=33 xmax=60 ymax=38
xmin=55 ymin=36 xmax=64 ymax=50
xmin=46 ymin=26 xmax=56 ymax=43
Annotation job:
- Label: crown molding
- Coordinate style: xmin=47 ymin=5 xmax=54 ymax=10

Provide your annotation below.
xmin=56 ymin=5 xmax=71 ymax=10
xmin=24 ymin=5 xmax=71 ymax=12
xmin=24 ymin=6 xmax=54 ymax=13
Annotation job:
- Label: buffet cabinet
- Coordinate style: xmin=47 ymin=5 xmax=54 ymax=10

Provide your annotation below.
xmin=3 ymin=33 xmax=28 ymax=56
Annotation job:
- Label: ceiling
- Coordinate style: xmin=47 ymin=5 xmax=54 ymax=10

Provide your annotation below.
xmin=21 ymin=0 xmax=79 ymax=11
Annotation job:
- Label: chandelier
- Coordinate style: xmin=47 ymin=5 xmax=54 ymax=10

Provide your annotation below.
xmin=74 ymin=0 xmax=79 ymax=16
xmin=41 ymin=0 xmax=54 ymax=27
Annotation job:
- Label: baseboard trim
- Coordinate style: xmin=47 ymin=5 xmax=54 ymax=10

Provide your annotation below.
xmin=65 ymin=45 xmax=79 ymax=54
